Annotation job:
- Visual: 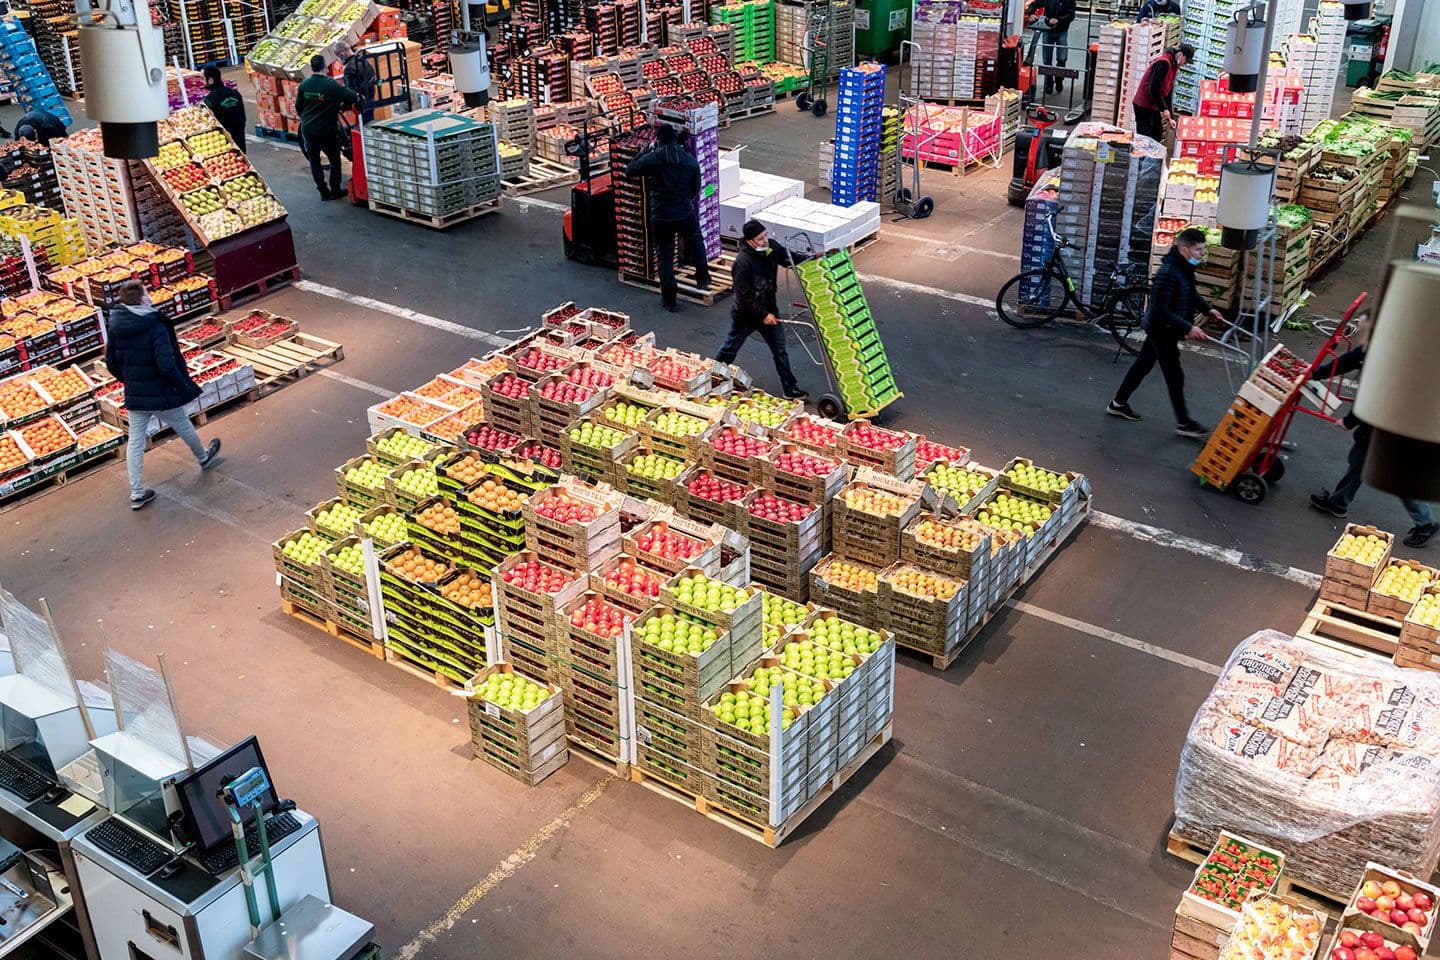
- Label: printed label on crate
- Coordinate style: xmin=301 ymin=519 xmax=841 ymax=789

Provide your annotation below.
xmin=485 ymin=701 xmax=500 ymax=718
xmin=635 ymin=724 xmax=653 ymax=746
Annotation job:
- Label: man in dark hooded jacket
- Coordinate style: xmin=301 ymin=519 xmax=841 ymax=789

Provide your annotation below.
xmin=716 ymin=220 xmax=806 ymax=400
xmin=104 ymin=281 xmax=221 ymax=509
xmin=625 ymin=123 xmax=710 ymax=311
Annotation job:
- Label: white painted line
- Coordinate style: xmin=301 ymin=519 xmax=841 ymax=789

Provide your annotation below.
xmin=1091 ymin=510 xmax=1323 ymax=588
xmin=318 ymin=369 xmax=395 ymax=398
xmin=294 ymin=280 xmax=509 ymax=346
xmin=510 ymin=195 xmax=568 ymax=213
xmin=855 ymin=272 xmax=996 ymax=309
xmin=394 ymin=777 xmax=611 ymax=960
xmin=1008 ymin=600 xmax=1223 ymax=676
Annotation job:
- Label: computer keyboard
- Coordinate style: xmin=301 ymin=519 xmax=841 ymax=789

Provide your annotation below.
xmin=0 ymin=754 xmax=49 ymax=802
xmin=200 ymin=812 xmax=302 ymax=874
xmin=87 ymin=818 xmax=172 ymax=876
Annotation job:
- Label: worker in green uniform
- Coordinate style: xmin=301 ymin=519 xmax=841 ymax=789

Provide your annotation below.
xmin=201 ymin=67 xmax=247 ymax=153
xmin=295 ymin=55 xmax=360 ymax=201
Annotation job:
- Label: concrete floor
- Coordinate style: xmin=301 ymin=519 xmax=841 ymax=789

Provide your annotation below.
xmin=0 ymin=78 xmax=1434 ymax=958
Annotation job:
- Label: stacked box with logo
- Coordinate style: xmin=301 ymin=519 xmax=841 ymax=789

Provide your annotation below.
xmin=877 ymin=562 xmax=976 ymax=658
xmin=1397 ymin=584 xmax=1440 ymax=671
xmin=787 ymin=610 xmax=894 ymax=764
xmin=523 ymin=480 xmax=624 ymax=572
xmin=617 ymin=440 xmax=692 ymax=505
xmin=468 ymin=664 xmax=569 ymax=785
xmin=480 ymin=371 xmax=538 ymax=436
xmin=378 ymin=543 xmax=493 ymax=682
xmin=321 ymin=536 xmax=378 ymax=640
xmin=838 ymin=419 xmax=916 ymax=480
xmin=639 ymin=401 xmax=720 ymax=462
xmin=631 ymin=599 xmax=738 ymax=792
xmin=901 ymin=513 xmax=992 ymax=601
xmin=555 ymin=590 xmax=635 ymax=758
xmin=334 ymin=454 xmax=390 ymax=510
xmin=761 ymin=442 xmax=847 ymax=550
xmin=273 ymin=528 xmax=332 ymax=621
xmin=434 ymin=453 xmax=521 ymax=572
xmin=534 ymin=363 xmax=616 ymax=446
xmin=702 ymin=657 xmax=828 ymax=825
xmin=807 ymin=554 xmax=882 ymax=627
xmin=496 ymin=550 xmax=588 ymax=682
xmin=699 ymin=417 xmax=771 ymax=485
xmin=558 ymin=414 xmax=637 ymax=484
xmin=622 ymin=512 xmax=725 ymax=579
xmin=674 ymin=465 xmax=754 ymax=530
xmin=831 ymin=471 xmax=926 ymax=567
xmin=743 ymin=488 xmax=824 ymax=603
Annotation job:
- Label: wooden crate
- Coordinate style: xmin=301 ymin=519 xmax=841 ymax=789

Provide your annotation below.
xmin=673 ymin=465 xmax=753 ymax=531
xmin=634 ymin=695 xmax=705 ymax=764
xmin=522 ymin=481 xmax=624 ymax=572
xmin=877 ymin=563 xmax=973 ymax=656
xmin=759 ymin=443 xmax=849 ymax=504
xmin=630 ymin=604 xmax=736 ymax=718
xmin=623 ymin=513 xmax=725 ymax=576
xmin=838 ymin=419 xmax=917 ymax=480
xmin=831 ymin=473 xmax=926 ymax=567
xmin=807 ymin=555 xmax=883 ymax=627
xmin=900 ymin=513 xmax=992 ymax=579
xmin=638 ymin=401 xmax=724 ymax=460
xmin=588 ymin=553 xmax=671 ymax=613
xmin=466 ymin=663 xmax=569 ymax=785
xmin=1190 ymin=398 xmax=1272 ymax=490
xmin=1366 ymin=558 xmax=1436 ymax=621
xmin=699 ymin=419 xmax=774 ymax=485
xmin=615 ymin=443 xmax=690 ymax=506
xmin=1324 ymin=524 xmax=1394 ymax=589
xmin=1398 ymin=585 xmax=1440 ymax=668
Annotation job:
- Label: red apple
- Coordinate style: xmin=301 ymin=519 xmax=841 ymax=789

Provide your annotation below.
xmin=1340 ymin=932 xmax=1363 ymax=949
xmin=1408 ymin=907 xmax=1426 ymax=925
xmin=1355 ymin=950 xmax=1378 ymax=960
xmin=1413 ymin=893 xmax=1433 ymax=911
xmin=1402 ymin=923 xmax=1423 ymax=937
xmin=1359 ymin=897 xmax=1378 ymax=914
xmin=1374 ymin=948 xmax=1396 ymax=960
xmin=1392 ymin=910 xmax=1411 ymax=927
xmin=1377 ymin=897 xmax=1397 ymax=914
xmin=1362 ymin=932 xmax=1386 ymax=950
xmin=1333 ymin=950 xmax=1356 ymax=960
xmin=1396 ymin=946 xmax=1418 ymax=960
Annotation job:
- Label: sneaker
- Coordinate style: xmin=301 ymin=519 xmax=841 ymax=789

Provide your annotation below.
xmin=317 ymin=188 xmax=333 ymax=201
xmin=1308 ymin=492 xmax=1348 ymax=519
xmin=199 ymin=439 xmax=222 ymax=470
xmin=130 ymin=489 xmax=156 ymax=510
xmin=1405 ymin=522 xmax=1439 ymax=548
xmin=662 ymin=302 xmax=679 ymax=313
xmin=1106 ymin=400 xmax=1142 ymax=421
xmin=783 ymin=390 xmax=810 ymax=401
xmin=1175 ymin=420 xmax=1208 ymax=439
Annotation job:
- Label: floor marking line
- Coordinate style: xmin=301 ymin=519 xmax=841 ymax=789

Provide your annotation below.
xmin=510 ymin=195 xmax=568 ymax=212
xmin=1008 ymin=600 xmax=1223 ymax=676
xmin=1090 ymin=511 xmax=1323 ymax=588
xmin=854 ymin=272 xmax=995 ymax=308
xmin=394 ymin=777 xmax=611 ymax=960
xmin=317 ymin=368 xmax=394 ymax=397
xmin=294 ymin=280 xmax=509 ymax=346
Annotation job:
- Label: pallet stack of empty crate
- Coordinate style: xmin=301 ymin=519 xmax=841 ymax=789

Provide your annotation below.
xmin=775 ymin=0 xmax=852 ymax=77
xmin=0 ymin=17 xmax=72 ymax=122
xmin=1118 ymin=19 xmax=1165 ymax=131
xmin=1092 ymin=21 xmax=1127 ymax=126
xmin=364 ymin=110 xmax=501 ymax=223
xmin=910 ymin=1 xmax=999 ymax=102
xmin=1287 ymin=2 xmax=1345 ymax=130
xmin=711 ymin=0 xmax=774 ymax=64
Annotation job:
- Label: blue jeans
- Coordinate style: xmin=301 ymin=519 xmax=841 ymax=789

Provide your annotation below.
xmin=1041 ymin=27 xmax=1068 ymax=67
xmin=1331 ymin=423 xmax=1433 ymax=527
xmin=127 ymin=406 xmax=205 ymax=499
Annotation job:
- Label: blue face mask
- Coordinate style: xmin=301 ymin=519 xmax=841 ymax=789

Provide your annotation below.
xmin=1186 ymin=256 xmax=1203 ymax=266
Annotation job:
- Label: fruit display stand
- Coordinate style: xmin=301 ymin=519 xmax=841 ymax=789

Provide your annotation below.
xmin=467 ymin=665 xmax=569 ymax=785
xmin=0 ymin=290 xmax=104 ymax=379
xmin=1172 ymin=628 xmax=1440 ymax=905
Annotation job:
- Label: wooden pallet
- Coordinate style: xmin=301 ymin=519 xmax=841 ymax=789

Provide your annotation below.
xmin=253 ymin=125 xmax=303 ymax=144
xmin=618 ymin=252 xmax=735 ymax=306
xmin=0 ymin=444 xmax=124 ymax=510
xmin=221 ymin=333 xmax=344 ymax=391
xmin=501 ymin=157 xmax=576 ymax=197
xmin=894 ymin=499 xmax=1092 ymax=669
xmin=368 ymin=197 xmax=502 ymax=230
xmin=726 ymin=102 xmax=776 ymax=122
xmin=846 ymin=230 xmax=880 ymax=255
xmin=218 ymin=266 xmax=301 ymax=310
xmin=630 ymin=723 xmax=891 ymax=847
xmin=1295 ymin=597 xmax=1402 ymax=660
xmin=1165 ymin=830 xmax=1353 ymax=920
xmin=281 ymin=599 xmax=385 ymax=656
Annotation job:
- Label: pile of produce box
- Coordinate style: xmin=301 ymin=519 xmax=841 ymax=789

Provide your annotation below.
xmin=147 ymin=106 xmax=287 ymax=244
xmin=0 ymin=362 xmax=124 ymax=499
xmin=364 ymin=109 xmax=501 ymax=221
xmin=1174 ymin=628 xmax=1440 ymax=898
xmin=1242 ymin=205 xmax=1312 ymax=316
xmin=46 ymin=243 xmax=211 ymax=316
xmin=775 ymin=0 xmax=852 ymax=77
xmin=831 ymin=63 xmax=886 ymax=206
xmin=0 ymin=199 xmax=85 ymax=269
xmin=709 ymin=0 xmax=773 ymax=64
xmin=0 ymin=290 xmax=103 ymax=377
xmin=910 ymin=1 xmax=1001 ymax=103
xmin=246 ymin=0 xmax=381 ymax=78
xmin=279 ymin=300 xmax=1091 ymax=826
xmin=1172 ymin=831 xmax=1284 ymax=959
xmin=468 ymin=664 xmax=569 ymax=785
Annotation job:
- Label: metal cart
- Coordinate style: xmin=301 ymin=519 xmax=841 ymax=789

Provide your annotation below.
xmin=1202 ymin=292 xmax=1368 ymax=505
xmin=778 ymin=234 xmax=903 ymax=421
xmin=893 ymin=40 xmax=936 ymax=220
xmin=797 ymin=0 xmax=838 ymax=116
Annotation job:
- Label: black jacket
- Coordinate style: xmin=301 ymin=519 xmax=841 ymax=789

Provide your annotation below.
xmin=625 ymin=141 xmax=701 ymax=223
xmin=1142 ymin=247 xmax=1211 ymax=338
xmin=13 ymin=111 xmax=67 ymax=145
xmin=204 ymin=86 xmax=248 ymax=152
xmin=732 ymin=240 xmax=792 ymax=326
xmin=1136 ymin=0 xmax=1182 ymax=19
xmin=104 ymin=303 xmax=200 ymax=412
xmin=1312 ymin=346 xmax=1365 ymax=428
xmin=343 ymin=56 xmax=377 ymax=102
xmin=1026 ymin=0 xmax=1075 ymax=31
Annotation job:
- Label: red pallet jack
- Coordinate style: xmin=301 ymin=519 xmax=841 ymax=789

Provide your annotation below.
xmin=1007 ymin=102 xmax=1063 ymax=205
xmin=562 ymin=119 xmax=618 ymax=268
xmin=1213 ymin=292 xmax=1368 ymax=505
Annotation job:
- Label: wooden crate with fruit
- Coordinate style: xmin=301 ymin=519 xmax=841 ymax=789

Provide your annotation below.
xmin=307 ymin=496 xmax=363 ymax=540
xmin=558 ymin=417 xmax=637 ymax=485
xmin=462 ymin=421 xmax=529 ymax=462
xmin=742 ymin=491 xmax=824 ymax=554
xmin=504 ymin=340 xmax=575 ymax=382
xmin=590 ymin=553 xmax=670 ymax=614
xmin=1190 ymin=398 xmax=1273 ymax=492
xmin=368 ymin=426 xmax=441 ymax=467
xmin=630 ymin=605 xmax=737 ymax=718
xmin=616 ymin=442 xmax=690 ymax=505
xmin=659 ymin=571 xmax=764 ymax=637
xmin=808 ymin=555 xmax=883 ymax=627
xmin=494 ymin=551 xmax=588 ymax=651
xmin=354 ymin=504 xmax=407 ymax=547
xmin=468 ymin=664 xmax=569 ymax=786
xmin=640 ymin=401 xmax=723 ymax=460
xmin=335 ymin=454 xmax=389 ymax=508
xmin=1177 ymin=831 xmax=1284 ymax=937
xmin=273 ymin=528 xmax=329 ymax=593
xmin=1334 ymin=862 xmax=1439 ymax=956
xmin=1366 ymin=559 xmax=1437 ymax=622
xmin=922 ymin=460 xmax=1001 ymax=514
xmin=480 ymin=371 xmax=538 ymax=436
xmin=674 ymin=464 xmax=754 ymax=531
xmin=408 ymin=496 xmax=466 ymax=559
xmin=831 ymin=471 xmax=927 ymax=567
xmin=839 ymin=419 xmax=918 ymax=480
xmin=901 ymin=514 xmax=992 ymax=580
xmin=1397 ymin=586 xmax=1440 ymax=670
xmin=557 ymin=591 xmax=630 ymax=681
xmin=760 ymin=443 xmax=849 ymax=505
xmin=522 ymin=481 xmax=623 ymax=572
xmin=877 ymin=563 xmax=975 ymax=655
xmin=776 ymin=413 xmax=844 ymax=455
xmin=999 ymin=457 xmax=1083 ymax=515
xmin=623 ymin=512 xmax=725 ymax=576
xmin=634 ymin=696 xmax=705 ymax=765
xmin=1323 ymin=524 xmax=1394 ymax=606
xmin=701 ymin=418 xmax=774 ymax=485
xmin=913 ymin=435 xmax=971 ymax=473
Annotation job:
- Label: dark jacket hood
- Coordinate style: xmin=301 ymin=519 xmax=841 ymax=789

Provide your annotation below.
xmin=108 ymin=302 xmax=162 ymax=337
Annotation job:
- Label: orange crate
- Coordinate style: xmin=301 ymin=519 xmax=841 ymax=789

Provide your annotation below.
xmin=1190 ymin=399 xmax=1272 ymax=489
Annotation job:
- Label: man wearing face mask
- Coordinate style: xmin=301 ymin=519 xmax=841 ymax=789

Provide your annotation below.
xmin=105 ymin=281 xmax=222 ymax=510
xmin=1108 ymin=226 xmax=1220 ymax=437
xmin=716 ymin=221 xmax=807 ymax=400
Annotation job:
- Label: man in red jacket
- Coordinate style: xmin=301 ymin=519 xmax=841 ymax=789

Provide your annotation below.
xmin=1132 ymin=43 xmax=1194 ymax=143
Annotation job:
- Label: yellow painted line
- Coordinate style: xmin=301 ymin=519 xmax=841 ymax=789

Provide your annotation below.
xmin=394 ymin=776 xmax=612 ymax=959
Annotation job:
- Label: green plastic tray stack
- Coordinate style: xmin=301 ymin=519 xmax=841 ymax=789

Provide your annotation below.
xmin=711 ymin=0 xmax=775 ymax=64
xmin=794 ymin=250 xmax=900 ymax=417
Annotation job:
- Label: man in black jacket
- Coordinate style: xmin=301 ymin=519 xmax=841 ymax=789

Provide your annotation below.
xmin=202 ymin=67 xmax=247 ymax=153
xmin=1309 ymin=346 xmax=1437 ymax=548
xmin=625 ymin=124 xmax=710 ymax=311
xmin=1108 ymin=227 xmax=1222 ymax=437
xmin=105 ymin=282 xmax=221 ymax=509
xmin=717 ymin=221 xmax=806 ymax=400
xmin=338 ymin=43 xmax=377 ymax=125
xmin=1026 ymin=0 xmax=1076 ymax=93
xmin=12 ymin=110 xmax=67 ymax=146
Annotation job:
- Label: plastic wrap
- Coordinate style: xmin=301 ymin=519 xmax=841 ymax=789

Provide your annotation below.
xmin=1175 ymin=629 xmax=1440 ymax=896
xmin=105 ymin=650 xmax=187 ymax=764
xmin=0 ymin=589 xmax=76 ymax=702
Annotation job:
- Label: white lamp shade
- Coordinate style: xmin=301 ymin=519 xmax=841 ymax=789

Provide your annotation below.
xmin=1224 ymin=17 xmax=1267 ymax=91
xmin=1217 ymin=159 xmax=1274 ymax=248
xmin=451 ymin=44 xmax=487 ymax=93
xmin=1353 ymin=263 xmax=1440 ymax=444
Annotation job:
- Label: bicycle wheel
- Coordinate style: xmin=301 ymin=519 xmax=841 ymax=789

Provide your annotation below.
xmin=1099 ymin=286 xmax=1148 ymax=355
xmin=996 ymin=269 xmax=1071 ymax=328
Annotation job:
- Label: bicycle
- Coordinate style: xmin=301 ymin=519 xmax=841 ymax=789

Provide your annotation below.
xmin=995 ymin=213 xmax=1150 ymax=356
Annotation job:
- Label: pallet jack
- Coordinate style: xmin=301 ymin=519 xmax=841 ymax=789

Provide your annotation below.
xmin=1006 ymin=102 xmax=1066 ymax=205
xmin=562 ymin=119 xmax=617 ymax=268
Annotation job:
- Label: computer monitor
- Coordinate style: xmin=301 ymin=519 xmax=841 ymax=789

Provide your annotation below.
xmin=173 ymin=736 xmax=277 ymax=854
xmin=0 ymin=705 xmax=53 ymax=779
